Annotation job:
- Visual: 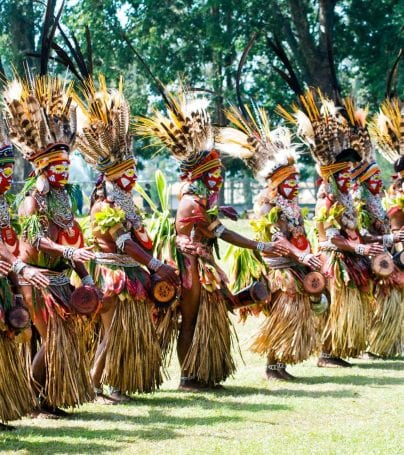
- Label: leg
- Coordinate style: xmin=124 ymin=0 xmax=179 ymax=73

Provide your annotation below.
xmin=265 ymin=354 xmax=283 ymax=381
xmin=91 ymin=298 xmax=120 ymax=403
xmin=177 ymin=255 xmax=205 ymax=390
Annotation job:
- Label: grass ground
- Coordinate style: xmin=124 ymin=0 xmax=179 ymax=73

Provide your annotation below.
xmin=1 ymin=220 xmax=403 ymax=455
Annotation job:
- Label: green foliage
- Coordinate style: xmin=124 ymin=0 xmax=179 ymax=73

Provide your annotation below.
xmin=93 ymin=206 xmax=126 ymax=233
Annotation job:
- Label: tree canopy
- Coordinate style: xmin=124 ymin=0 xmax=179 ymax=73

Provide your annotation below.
xmin=0 ymin=0 xmax=402 ymax=181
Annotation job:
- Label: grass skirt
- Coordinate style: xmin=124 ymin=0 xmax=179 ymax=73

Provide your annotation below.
xmin=94 ymin=264 xmax=163 ymax=394
xmin=34 ymin=284 xmax=94 ymax=408
xmin=250 ymin=268 xmax=317 ymax=364
xmin=368 ymin=285 xmax=403 ymax=357
xmin=0 ymin=333 xmax=35 ymax=422
xmin=182 ymin=288 xmax=237 ymax=385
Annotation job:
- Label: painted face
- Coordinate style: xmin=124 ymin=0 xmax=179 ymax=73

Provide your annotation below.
xmin=366 ymin=170 xmax=383 ymax=195
xmin=115 ymin=166 xmax=137 ymax=192
xmin=202 ymin=167 xmax=223 ymax=192
xmin=45 ymin=160 xmax=70 ymax=188
xmin=0 ymin=164 xmax=14 ymax=194
xmin=335 ymin=169 xmax=351 ymax=193
xmin=279 ymin=174 xmax=299 ymax=200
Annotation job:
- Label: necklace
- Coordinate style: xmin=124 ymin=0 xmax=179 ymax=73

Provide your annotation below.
xmin=0 ymin=195 xmax=10 ymax=228
xmin=337 ymin=191 xmax=357 ymax=230
xmin=273 ymin=194 xmax=305 ymax=237
xmin=110 ymin=183 xmax=142 ymax=229
xmin=47 ymin=188 xmax=74 ymax=229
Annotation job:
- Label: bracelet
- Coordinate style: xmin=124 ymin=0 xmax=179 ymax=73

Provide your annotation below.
xmin=11 ymin=259 xmax=27 ymax=275
xmin=81 ymin=275 xmax=95 ymax=286
xmin=148 ymin=257 xmax=163 ymax=272
xmin=383 ymin=234 xmax=394 ymax=248
xmin=256 ymin=242 xmax=265 ymax=252
xmin=213 ymin=224 xmax=226 ymax=238
xmin=298 ymin=253 xmax=309 ymax=264
xmin=63 ymin=247 xmax=76 ymax=262
xmin=325 ymin=227 xmax=339 ymax=240
xmin=354 ymin=244 xmax=366 ymax=256
xmin=359 ymin=228 xmax=368 ymax=237
xmin=116 ymin=232 xmax=132 ymax=251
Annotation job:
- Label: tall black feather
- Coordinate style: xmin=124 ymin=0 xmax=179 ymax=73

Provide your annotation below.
xmin=386 ymin=49 xmax=402 ymax=99
xmin=236 ymin=32 xmax=258 ymax=121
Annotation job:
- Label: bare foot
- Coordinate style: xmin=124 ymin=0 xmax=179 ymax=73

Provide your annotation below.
xmin=317 ymin=357 xmax=352 ymax=368
xmin=265 ymin=366 xmax=284 ymax=381
xmin=278 ymin=368 xmax=297 ymax=381
xmin=0 ymin=422 xmax=15 ymax=431
xmin=109 ymin=391 xmax=133 ymax=403
xmin=178 ymin=378 xmax=209 ymax=391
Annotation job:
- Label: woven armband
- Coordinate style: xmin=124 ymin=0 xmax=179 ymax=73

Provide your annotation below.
xmin=383 ymin=234 xmax=394 ymax=248
xmin=116 ymin=232 xmax=132 ymax=251
xmin=325 ymin=227 xmax=339 ymax=240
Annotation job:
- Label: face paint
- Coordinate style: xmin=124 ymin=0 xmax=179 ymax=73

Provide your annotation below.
xmin=202 ymin=167 xmax=223 ymax=192
xmin=115 ymin=166 xmax=137 ymax=192
xmin=0 ymin=164 xmax=14 ymax=194
xmin=336 ymin=169 xmax=351 ymax=193
xmin=279 ymin=174 xmax=299 ymax=200
xmin=45 ymin=160 xmax=70 ymax=188
xmin=366 ymin=170 xmax=383 ymax=195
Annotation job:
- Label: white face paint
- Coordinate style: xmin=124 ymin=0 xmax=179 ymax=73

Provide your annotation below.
xmin=120 ymin=177 xmax=130 ymax=188
xmin=49 ymin=174 xmax=56 ymax=182
xmin=283 ymin=187 xmax=293 ymax=197
xmin=370 ymin=183 xmax=377 ymax=190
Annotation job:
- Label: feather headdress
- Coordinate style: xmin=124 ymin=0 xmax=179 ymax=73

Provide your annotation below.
xmin=277 ymin=89 xmax=360 ymax=181
xmin=216 ymin=104 xmax=298 ymax=184
xmin=136 ymin=90 xmax=218 ymax=179
xmin=369 ymin=98 xmax=403 ymax=164
xmin=3 ymin=76 xmax=76 ymax=170
xmin=0 ymin=115 xmax=14 ymax=165
xmin=73 ymin=74 xmax=134 ymax=180
xmin=343 ymin=97 xmax=379 ymax=183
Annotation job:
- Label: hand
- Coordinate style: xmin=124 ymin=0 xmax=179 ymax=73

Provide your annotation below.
xmin=156 ymin=264 xmax=180 ymax=286
xmin=21 ymin=266 xmax=50 ymax=289
xmin=72 ymin=246 xmax=96 ymax=264
xmin=0 ymin=260 xmax=11 ymax=277
xmin=365 ymin=243 xmax=384 ymax=256
xmin=263 ymin=239 xmax=290 ymax=257
xmin=302 ymin=253 xmax=322 ymax=270
xmin=394 ymin=231 xmax=404 ymax=242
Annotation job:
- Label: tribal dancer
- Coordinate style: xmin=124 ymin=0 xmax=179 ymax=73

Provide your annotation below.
xmin=74 ymin=76 xmax=178 ymax=402
xmin=371 ymin=98 xmax=404 ymax=243
xmin=217 ymin=106 xmax=322 ymax=380
xmin=0 ymin=118 xmax=50 ymax=429
xmin=137 ymin=92 xmax=289 ymax=390
xmin=3 ymin=76 xmax=95 ymax=415
xmin=279 ymin=91 xmax=384 ymax=366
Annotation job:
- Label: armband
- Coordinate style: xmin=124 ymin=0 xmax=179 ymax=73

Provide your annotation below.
xmin=359 ymin=228 xmax=369 ymax=237
xmin=354 ymin=244 xmax=366 ymax=256
xmin=11 ymin=259 xmax=27 ymax=275
xmin=272 ymin=231 xmax=286 ymax=241
xmin=116 ymin=232 xmax=132 ymax=251
xmin=148 ymin=257 xmax=163 ymax=272
xmin=383 ymin=234 xmax=394 ymax=248
xmin=63 ymin=247 xmax=76 ymax=262
xmin=32 ymin=234 xmax=44 ymax=250
xmin=213 ymin=224 xmax=226 ymax=238
xmin=81 ymin=275 xmax=95 ymax=286
xmin=298 ymin=253 xmax=309 ymax=264
xmin=325 ymin=227 xmax=339 ymax=240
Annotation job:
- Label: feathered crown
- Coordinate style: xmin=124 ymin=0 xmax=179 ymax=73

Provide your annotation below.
xmin=369 ymin=98 xmax=403 ymax=165
xmin=0 ymin=115 xmax=14 ymax=165
xmin=73 ymin=74 xmax=134 ymax=180
xmin=216 ymin=104 xmax=298 ymax=185
xmin=343 ymin=97 xmax=379 ymax=183
xmin=277 ymin=89 xmax=360 ymax=181
xmin=3 ymin=76 xmax=76 ymax=171
xmin=136 ymin=90 xmax=218 ymax=179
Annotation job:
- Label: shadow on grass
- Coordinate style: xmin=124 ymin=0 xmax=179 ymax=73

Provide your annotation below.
xmin=353 ymin=360 xmax=404 ymax=371
xmin=269 ymin=388 xmax=358 ymax=398
xmin=297 ymin=374 xmax=403 ymax=386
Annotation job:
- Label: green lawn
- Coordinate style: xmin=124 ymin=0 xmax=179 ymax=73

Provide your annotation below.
xmin=1 ymin=316 xmax=403 ymax=455
xmin=1 ymin=219 xmax=403 ymax=454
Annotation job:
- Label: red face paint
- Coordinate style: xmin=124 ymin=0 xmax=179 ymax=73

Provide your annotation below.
xmin=336 ymin=169 xmax=351 ymax=193
xmin=202 ymin=167 xmax=223 ymax=192
xmin=115 ymin=167 xmax=137 ymax=192
xmin=0 ymin=164 xmax=14 ymax=194
xmin=279 ymin=174 xmax=299 ymax=200
xmin=366 ymin=170 xmax=383 ymax=195
xmin=45 ymin=160 xmax=70 ymax=188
